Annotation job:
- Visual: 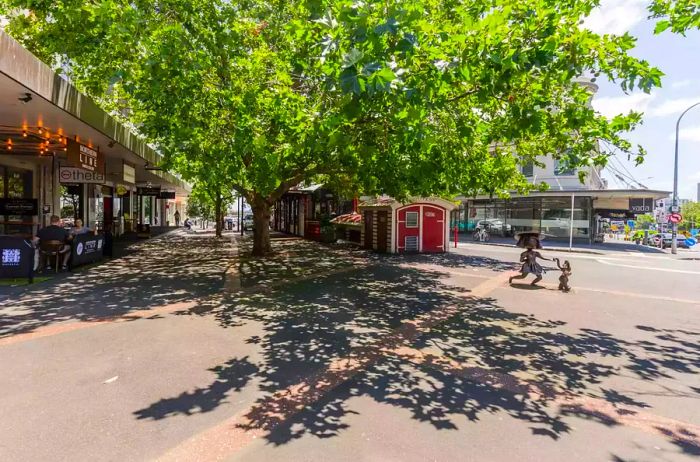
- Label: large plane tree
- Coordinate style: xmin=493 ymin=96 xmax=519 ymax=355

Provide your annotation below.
xmin=2 ymin=0 xmax=696 ymax=255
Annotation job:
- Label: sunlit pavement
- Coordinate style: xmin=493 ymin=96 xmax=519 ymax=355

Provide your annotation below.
xmin=0 ymin=232 xmax=698 ymax=461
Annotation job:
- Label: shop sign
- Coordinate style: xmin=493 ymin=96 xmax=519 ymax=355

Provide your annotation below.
xmin=0 ymin=237 xmax=34 ymax=280
xmin=71 ymin=234 xmax=104 ymax=268
xmin=158 ymin=190 xmax=176 ymax=199
xmin=595 ymin=209 xmax=633 ymax=220
xmin=66 ymin=139 xmax=104 ymax=173
xmin=137 ymin=186 xmax=161 ymax=196
xmin=629 ymin=198 xmax=653 ymax=214
xmin=59 ymin=166 xmax=105 ymax=184
xmin=116 ymin=184 xmax=129 ymax=196
xmin=0 ymin=198 xmax=38 ymax=216
xmin=123 ymin=164 xmax=136 ymax=184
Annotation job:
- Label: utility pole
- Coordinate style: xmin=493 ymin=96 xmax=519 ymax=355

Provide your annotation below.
xmin=671 ymin=101 xmax=700 ymax=254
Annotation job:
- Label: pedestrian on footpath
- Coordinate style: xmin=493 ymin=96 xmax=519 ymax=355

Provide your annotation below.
xmin=509 ymin=232 xmax=551 ymax=286
xmin=174 ymin=210 xmax=181 ymax=227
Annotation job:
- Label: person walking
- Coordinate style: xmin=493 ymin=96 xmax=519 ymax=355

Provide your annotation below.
xmin=174 ymin=210 xmax=181 ymax=227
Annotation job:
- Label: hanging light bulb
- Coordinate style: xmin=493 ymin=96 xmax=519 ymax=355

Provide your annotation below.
xmin=22 ymin=130 xmax=27 ymax=138
xmin=38 ymin=127 xmax=43 ymax=135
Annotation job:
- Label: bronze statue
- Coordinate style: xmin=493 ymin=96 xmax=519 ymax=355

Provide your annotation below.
xmin=554 ymin=258 xmax=572 ymax=292
xmin=509 ymin=233 xmax=550 ymax=286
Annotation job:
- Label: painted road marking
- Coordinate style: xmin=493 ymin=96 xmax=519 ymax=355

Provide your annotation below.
xmin=597 ymin=258 xmax=700 ymax=275
xmin=499 ymin=282 xmax=700 ymax=305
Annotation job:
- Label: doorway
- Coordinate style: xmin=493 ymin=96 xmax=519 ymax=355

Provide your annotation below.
xmin=376 ymin=211 xmax=388 ymax=252
xmin=364 ymin=211 xmax=373 ymax=249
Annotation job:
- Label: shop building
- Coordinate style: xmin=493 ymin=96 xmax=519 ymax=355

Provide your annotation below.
xmin=0 ymin=30 xmax=189 ymax=238
xmin=272 ymin=184 xmax=354 ymax=240
xmin=455 ymin=189 xmax=669 ymax=243
xmin=359 ymin=197 xmax=456 ymax=253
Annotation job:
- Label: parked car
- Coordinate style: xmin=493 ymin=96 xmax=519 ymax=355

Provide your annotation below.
xmin=242 ymin=214 xmax=254 ymax=230
xmin=475 ymin=219 xmax=512 ymax=237
xmin=651 ymin=233 xmax=688 ymax=248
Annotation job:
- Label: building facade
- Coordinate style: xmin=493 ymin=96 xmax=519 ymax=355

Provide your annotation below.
xmin=0 ymin=30 xmax=189 ymax=238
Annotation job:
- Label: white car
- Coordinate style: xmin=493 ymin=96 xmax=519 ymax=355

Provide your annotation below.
xmin=475 ymin=219 xmax=512 ymax=236
xmin=651 ymin=233 xmax=688 ymax=248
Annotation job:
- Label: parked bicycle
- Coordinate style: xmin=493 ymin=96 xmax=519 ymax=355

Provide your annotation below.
xmin=473 ymin=226 xmax=490 ymax=242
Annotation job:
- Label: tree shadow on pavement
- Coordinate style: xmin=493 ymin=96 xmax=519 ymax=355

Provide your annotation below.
xmin=133 ymin=357 xmax=258 ymax=420
xmin=0 ymin=231 xmax=233 ymax=339
xmin=138 ymin=259 xmax=700 ymax=457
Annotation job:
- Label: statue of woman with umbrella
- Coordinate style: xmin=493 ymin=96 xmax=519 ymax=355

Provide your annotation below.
xmin=509 ymin=232 xmax=551 ymax=286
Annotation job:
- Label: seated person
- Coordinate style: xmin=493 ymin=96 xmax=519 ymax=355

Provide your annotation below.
xmin=36 ymin=215 xmax=71 ymax=270
xmin=70 ymin=219 xmax=93 ymax=236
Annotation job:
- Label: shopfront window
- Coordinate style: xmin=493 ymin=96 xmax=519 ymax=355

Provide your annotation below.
xmin=1 ymin=167 xmax=33 ymax=235
xmin=507 ymin=198 xmax=541 ymax=234
xmin=541 ymin=197 xmax=591 ymax=238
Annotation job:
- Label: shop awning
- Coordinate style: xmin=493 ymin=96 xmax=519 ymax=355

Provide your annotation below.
xmin=0 ymin=30 xmax=190 ymax=196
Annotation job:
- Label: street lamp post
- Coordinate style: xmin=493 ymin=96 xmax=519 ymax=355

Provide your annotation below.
xmin=671 ymin=101 xmax=700 ymax=255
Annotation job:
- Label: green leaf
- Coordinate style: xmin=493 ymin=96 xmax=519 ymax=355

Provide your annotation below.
xmin=654 ymin=20 xmax=671 ymax=34
xmin=342 ymin=48 xmax=364 ymax=69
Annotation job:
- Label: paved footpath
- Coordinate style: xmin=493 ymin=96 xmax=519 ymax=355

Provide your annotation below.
xmin=0 ymin=231 xmax=698 ymax=461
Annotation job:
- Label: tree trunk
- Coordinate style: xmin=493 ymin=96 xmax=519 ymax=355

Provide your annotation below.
xmin=251 ymin=198 xmax=272 ymax=256
xmin=214 ymin=194 xmax=223 ymax=238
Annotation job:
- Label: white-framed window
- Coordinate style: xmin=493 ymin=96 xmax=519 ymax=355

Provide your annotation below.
xmin=405 ymin=211 xmax=419 ymax=228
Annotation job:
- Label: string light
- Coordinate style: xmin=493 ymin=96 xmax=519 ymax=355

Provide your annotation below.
xmin=22 ymin=130 xmax=27 ymax=137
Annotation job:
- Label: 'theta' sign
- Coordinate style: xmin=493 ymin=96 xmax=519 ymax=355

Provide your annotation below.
xmin=59 ymin=167 xmax=106 ymax=184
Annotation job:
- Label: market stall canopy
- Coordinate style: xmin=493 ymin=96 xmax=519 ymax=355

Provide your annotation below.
xmin=331 ymin=212 xmax=362 ymax=225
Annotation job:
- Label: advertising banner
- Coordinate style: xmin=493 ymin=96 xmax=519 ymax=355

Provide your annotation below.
xmin=59 ymin=166 xmax=106 ymax=184
xmin=137 ymin=186 xmax=161 ymax=197
xmin=70 ymin=233 xmax=105 ymax=268
xmin=123 ymin=163 xmax=136 ymax=184
xmin=0 ymin=237 xmax=34 ymax=280
xmin=0 ymin=198 xmax=38 ymax=216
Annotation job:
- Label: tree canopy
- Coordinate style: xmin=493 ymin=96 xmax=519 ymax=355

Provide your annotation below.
xmin=1 ymin=0 xmax=697 ymax=254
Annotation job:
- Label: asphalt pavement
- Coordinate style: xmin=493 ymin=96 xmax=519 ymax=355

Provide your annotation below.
xmin=0 ymin=232 xmax=698 ymax=461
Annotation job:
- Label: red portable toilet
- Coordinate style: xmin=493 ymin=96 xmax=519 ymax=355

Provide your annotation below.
xmin=358 ymin=197 xmax=457 ymax=253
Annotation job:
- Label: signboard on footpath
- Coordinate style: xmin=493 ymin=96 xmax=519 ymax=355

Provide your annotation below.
xmin=66 ymin=139 xmax=105 ymax=173
xmin=70 ymin=233 xmax=105 ymax=268
xmin=0 ymin=236 xmax=34 ymax=281
xmin=59 ymin=167 xmax=106 ymax=184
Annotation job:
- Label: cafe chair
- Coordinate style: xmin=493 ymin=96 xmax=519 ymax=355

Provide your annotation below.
xmin=39 ymin=240 xmax=64 ymax=273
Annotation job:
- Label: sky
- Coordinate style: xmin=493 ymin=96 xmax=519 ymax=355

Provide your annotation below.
xmin=584 ymin=0 xmax=700 ymax=200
